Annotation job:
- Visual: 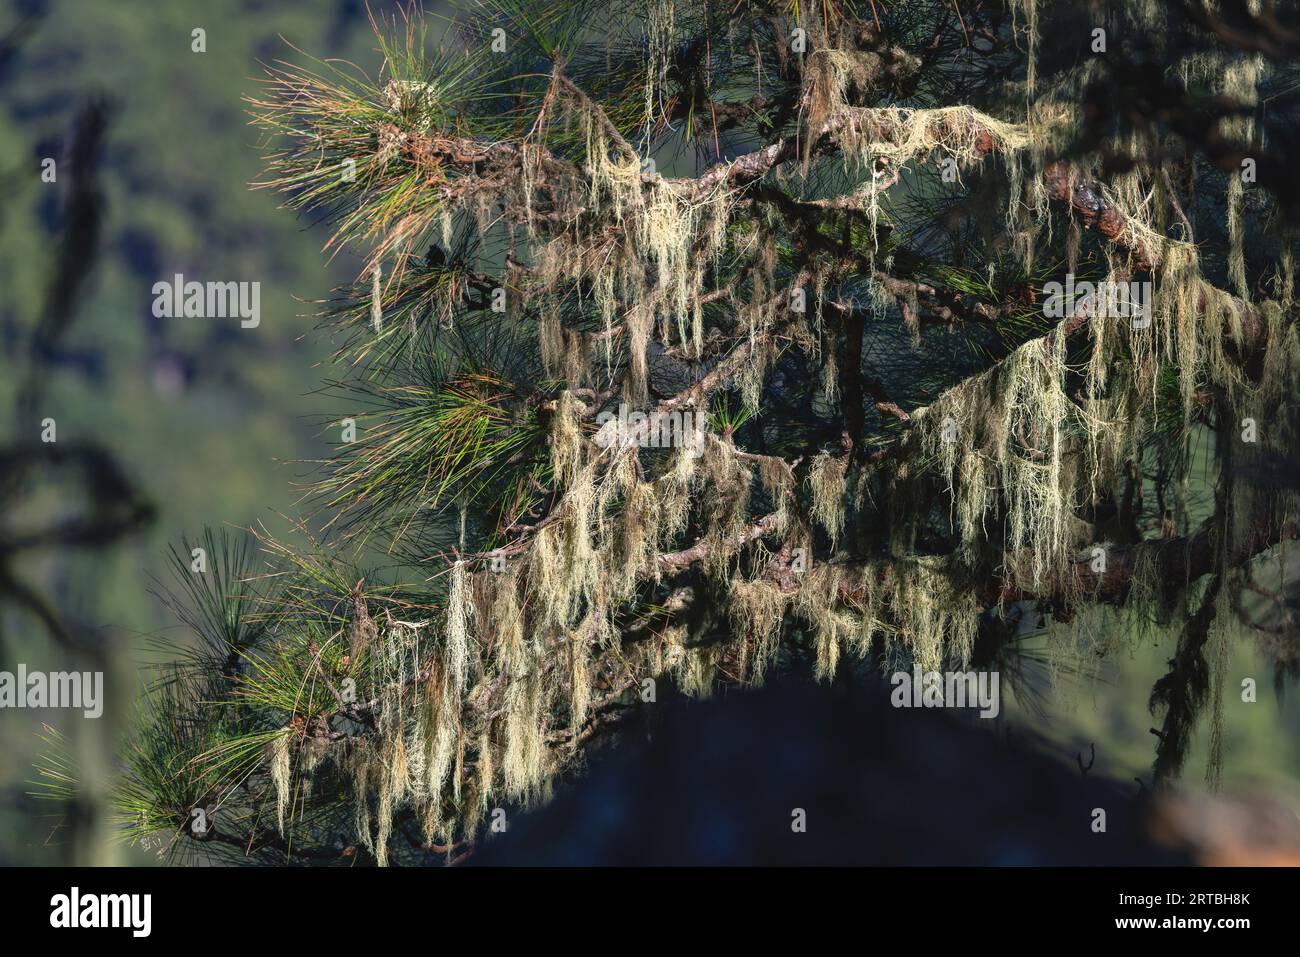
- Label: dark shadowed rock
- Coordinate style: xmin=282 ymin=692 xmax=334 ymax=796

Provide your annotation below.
xmin=471 ymin=676 xmax=1198 ymax=865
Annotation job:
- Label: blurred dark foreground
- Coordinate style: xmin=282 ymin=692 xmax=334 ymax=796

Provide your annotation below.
xmin=471 ymin=676 xmax=1300 ymax=866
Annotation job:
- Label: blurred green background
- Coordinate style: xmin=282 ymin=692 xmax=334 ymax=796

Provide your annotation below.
xmin=0 ymin=0 xmax=1295 ymax=866
xmin=0 ymin=0 xmax=390 ymax=864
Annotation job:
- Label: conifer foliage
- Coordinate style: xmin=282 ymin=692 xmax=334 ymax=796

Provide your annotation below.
xmin=117 ymin=1 xmax=1300 ymax=863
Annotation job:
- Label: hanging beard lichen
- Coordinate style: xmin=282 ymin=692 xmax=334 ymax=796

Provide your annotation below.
xmin=997 ymin=327 xmax=1076 ymax=590
xmin=444 ymin=561 xmax=472 ymax=694
xmin=549 ymin=390 xmax=585 ymax=488
xmin=808 ymin=452 xmax=849 ymax=551
xmin=694 ymin=434 xmax=754 ymax=577
xmin=876 ymin=558 xmax=980 ymax=673
xmin=1221 ymin=56 xmax=1264 ymax=302
xmin=727 ymin=578 xmax=790 ymax=683
xmin=270 ymin=732 xmax=291 ymax=835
